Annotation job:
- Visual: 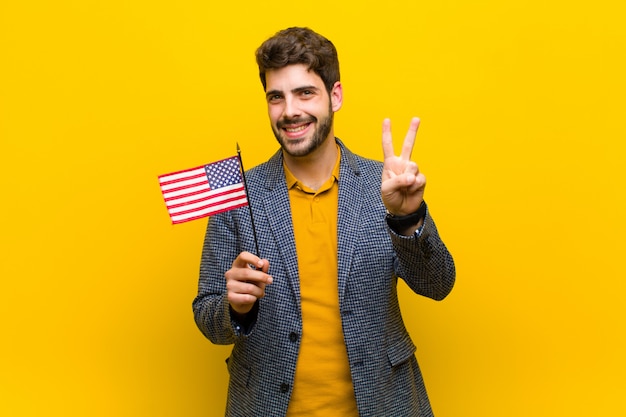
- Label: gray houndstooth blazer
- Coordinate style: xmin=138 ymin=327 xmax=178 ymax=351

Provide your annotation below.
xmin=193 ymin=139 xmax=456 ymax=417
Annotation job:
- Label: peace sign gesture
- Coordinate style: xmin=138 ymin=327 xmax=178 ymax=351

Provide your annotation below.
xmin=381 ymin=117 xmax=426 ymax=217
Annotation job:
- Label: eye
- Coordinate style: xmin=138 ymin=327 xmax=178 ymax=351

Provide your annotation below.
xmin=267 ymin=94 xmax=283 ymax=103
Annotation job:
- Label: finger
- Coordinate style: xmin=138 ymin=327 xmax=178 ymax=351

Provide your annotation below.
xmin=403 ymin=161 xmax=419 ymax=176
xmin=232 ymin=251 xmax=265 ymax=270
xmin=381 ymin=173 xmax=416 ymax=195
xmin=227 ymin=284 xmax=265 ymax=309
xmin=405 ymin=172 xmax=426 ymax=193
xmin=257 ymin=258 xmax=270 ymax=273
xmin=225 ymin=264 xmax=273 ymax=285
xmin=397 ymin=170 xmax=425 ymax=191
xmin=381 ymin=118 xmax=395 ymax=160
xmin=413 ymin=172 xmax=426 ymax=189
xmin=227 ymin=279 xmax=266 ymax=297
xmin=400 ymin=117 xmax=420 ymax=161
xmin=382 ymin=167 xmax=424 ymax=194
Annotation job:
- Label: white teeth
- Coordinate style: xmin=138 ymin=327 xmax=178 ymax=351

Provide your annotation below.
xmin=285 ymin=125 xmax=307 ymax=133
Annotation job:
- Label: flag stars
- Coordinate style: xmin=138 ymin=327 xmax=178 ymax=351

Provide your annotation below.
xmin=206 ymin=158 xmax=243 ymax=189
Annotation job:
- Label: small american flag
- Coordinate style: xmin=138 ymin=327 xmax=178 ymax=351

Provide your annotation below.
xmin=158 ymin=156 xmax=248 ymax=224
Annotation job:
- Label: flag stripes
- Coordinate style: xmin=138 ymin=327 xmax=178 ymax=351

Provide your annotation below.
xmin=158 ymin=156 xmax=248 ymax=224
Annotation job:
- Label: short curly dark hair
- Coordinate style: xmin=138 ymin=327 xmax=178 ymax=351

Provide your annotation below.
xmin=255 ymin=27 xmax=340 ymax=94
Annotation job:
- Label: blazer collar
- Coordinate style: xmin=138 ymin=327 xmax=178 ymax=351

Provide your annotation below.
xmin=260 ymin=138 xmax=364 ymax=303
xmin=262 ymin=138 xmax=360 ymax=190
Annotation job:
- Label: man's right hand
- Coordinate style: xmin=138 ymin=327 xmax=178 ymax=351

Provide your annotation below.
xmin=225 ymin=251 xmax=273 ymax=315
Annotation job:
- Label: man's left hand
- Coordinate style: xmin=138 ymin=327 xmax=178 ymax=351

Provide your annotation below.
xmin=381 ymin=117 xmax=426 ymax=216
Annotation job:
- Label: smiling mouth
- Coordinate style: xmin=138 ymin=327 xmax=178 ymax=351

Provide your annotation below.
xmin=284 ymin=124 xmax=309 ymax=133
xmin=278 ymin=117 xmax=315 ymax=133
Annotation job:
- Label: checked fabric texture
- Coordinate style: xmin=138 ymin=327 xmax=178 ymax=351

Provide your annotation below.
xmin=193 ymin=139 xmax=456 ymax=417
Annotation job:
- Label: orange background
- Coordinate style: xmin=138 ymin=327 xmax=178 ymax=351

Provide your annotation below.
xmin=1 ymin=1 xmax=625 ymax=416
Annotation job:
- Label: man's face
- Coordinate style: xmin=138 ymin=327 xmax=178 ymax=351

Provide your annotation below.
xmin=264 ymin=64 xmax=342 ymax=157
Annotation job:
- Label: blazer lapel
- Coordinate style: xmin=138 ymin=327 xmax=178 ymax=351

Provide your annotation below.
xmin=260 ymin=152 xmax=301 ymax=302
xmin=257 ymin=142 xmax=364 ymax=305
xmin=336 ymin=141 xmax=363 ymax=302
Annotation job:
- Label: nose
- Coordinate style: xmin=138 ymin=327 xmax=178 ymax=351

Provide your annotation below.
xmin=282 ymin=96 xmax=302 ymax=119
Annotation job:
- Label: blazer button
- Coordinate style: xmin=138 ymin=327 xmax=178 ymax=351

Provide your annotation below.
xmin=289 ymin=332 xmax=299 ymax=343
xmin=280 ymin=383 xmax=290 ymax=393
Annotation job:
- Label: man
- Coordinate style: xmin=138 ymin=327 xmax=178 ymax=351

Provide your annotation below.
xmin=193 ymin=27 xmax=455 ymax=417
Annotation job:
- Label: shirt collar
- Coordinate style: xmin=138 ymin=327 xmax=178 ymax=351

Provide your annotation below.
xmin=284 ymin=144 xmax=341 ymax=192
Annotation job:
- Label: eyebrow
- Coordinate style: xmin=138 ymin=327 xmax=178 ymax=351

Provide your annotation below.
xmin=265 ymin=85 xmax=320 ymax=99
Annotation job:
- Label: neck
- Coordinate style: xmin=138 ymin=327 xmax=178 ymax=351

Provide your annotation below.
xmin=283 ymin=137 xmax=337 ymax=191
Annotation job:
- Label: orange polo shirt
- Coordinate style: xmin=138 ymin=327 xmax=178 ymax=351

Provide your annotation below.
xmin=284 ymin=147 xmax=358 ymax=416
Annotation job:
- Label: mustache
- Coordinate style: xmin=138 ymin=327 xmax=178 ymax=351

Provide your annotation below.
xmin=276 ymin=116 xmax=316 ymax=129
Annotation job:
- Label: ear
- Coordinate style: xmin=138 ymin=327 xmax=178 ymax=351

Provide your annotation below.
xmin=330 ymin=81 xmax=343 ymax=112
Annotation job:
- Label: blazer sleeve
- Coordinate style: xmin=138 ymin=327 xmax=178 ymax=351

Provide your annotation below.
xmin=192 ymin=210 xmax=253 ymax=345
xmin=387 ymin=204 xmax=456 ymax=301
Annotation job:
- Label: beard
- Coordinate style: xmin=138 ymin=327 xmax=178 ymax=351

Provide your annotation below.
xmin=271 ymin=103 xmax=334 ymax=158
